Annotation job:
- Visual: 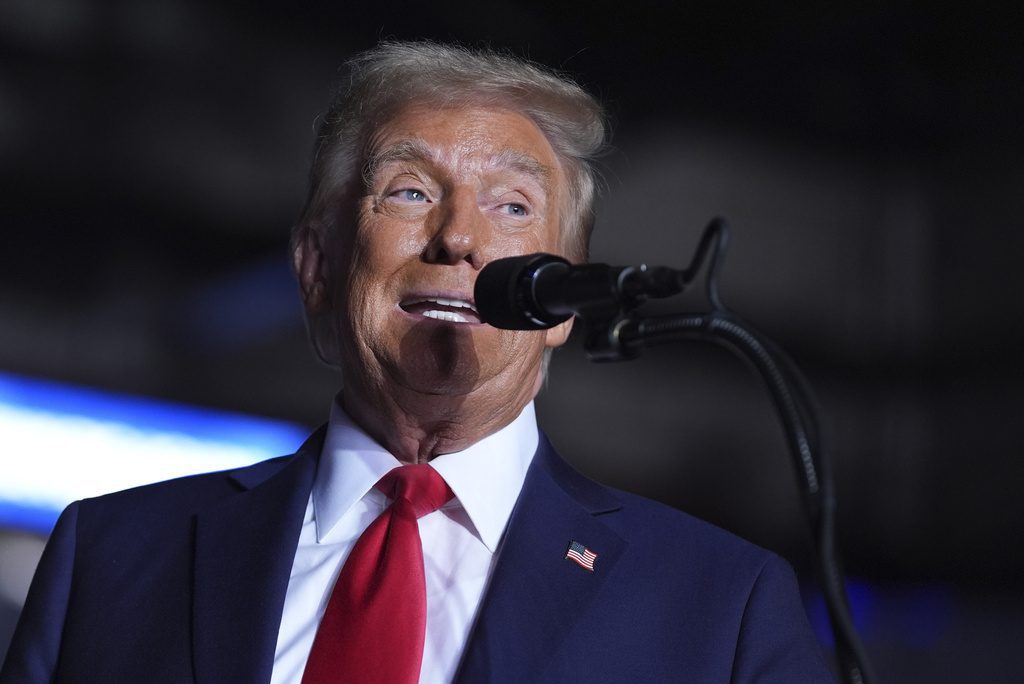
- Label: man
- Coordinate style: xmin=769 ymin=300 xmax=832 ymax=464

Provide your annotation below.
xmin=2 ymin=42 xmax=833 ymax=682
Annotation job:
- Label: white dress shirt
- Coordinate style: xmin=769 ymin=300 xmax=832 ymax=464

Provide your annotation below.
xmin=270 ymin=398 xmax=539 ymax=684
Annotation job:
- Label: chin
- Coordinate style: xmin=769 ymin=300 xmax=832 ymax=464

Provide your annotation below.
xmin=394 ymin=317 xmax=478 ymax=378
xmin=393 ymin=361 xmax=482 ymax=398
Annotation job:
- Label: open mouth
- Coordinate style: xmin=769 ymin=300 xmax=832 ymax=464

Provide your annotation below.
xmin=400 ymin=296 xmax=481 ymax=324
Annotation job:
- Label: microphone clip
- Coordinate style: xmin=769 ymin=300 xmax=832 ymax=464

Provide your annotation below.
xmin=580 ymin=217 xmax=728 ymax=362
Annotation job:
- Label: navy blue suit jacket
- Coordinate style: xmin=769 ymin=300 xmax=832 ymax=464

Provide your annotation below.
xmin=2 ymin=430 xmax=833 ymax=682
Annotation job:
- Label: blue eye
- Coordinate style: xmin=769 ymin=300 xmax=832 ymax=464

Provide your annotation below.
xmin=505 ymin=203 xmax=527 ymax=216
xmin=400 ymin=189 xmax=427 ymax=202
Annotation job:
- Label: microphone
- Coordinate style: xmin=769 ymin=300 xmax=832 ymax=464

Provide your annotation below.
xmin=474 ymin=253 xmax=686 ymax=330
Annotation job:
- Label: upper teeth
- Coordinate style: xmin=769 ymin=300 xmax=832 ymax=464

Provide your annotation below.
xmin=423 ymin=296 xmax=475 ymax=313
xmin=404 ymin=297 xmax=478 ymax=324
xmin=423 ymin=310 xmax=471 ymax=323
xmin=407 ymin=297 xmax=477 ymax=312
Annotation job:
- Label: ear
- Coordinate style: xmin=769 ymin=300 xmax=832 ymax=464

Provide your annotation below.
xmin=543 ymin=316 xmax=574 ymax=349
xmin=293 ymin=222 xmax=331 ymax=315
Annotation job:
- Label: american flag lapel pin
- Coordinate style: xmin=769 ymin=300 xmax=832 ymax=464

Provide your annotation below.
xmin=565 ymin=540 xmax=597 ymax=572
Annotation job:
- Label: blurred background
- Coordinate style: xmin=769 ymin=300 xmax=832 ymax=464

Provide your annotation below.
xmin=1 ymin=1 xmax=1023 ymax=681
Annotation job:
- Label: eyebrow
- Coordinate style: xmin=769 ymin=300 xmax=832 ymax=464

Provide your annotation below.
xmin=362 ymin=140 xmax=434 ymax=187
xmin=362 ymin=139 xmax=554 ymax=189
xmin=491 ymin=148 xmax=553 ymax=185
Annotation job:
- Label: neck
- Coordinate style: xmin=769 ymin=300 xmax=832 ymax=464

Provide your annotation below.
xmin=340 ymin=375 xmax=539 ymax=464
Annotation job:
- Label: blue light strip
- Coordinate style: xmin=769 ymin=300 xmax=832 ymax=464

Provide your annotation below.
xmin=0 ymin=372 xmax=312 ymax=535
xmin=0 ymin=372 xmax=306 ymax=451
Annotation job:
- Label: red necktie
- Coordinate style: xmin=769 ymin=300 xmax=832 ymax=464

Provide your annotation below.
xmin=302 ymin=464 xmax=454 ymax=684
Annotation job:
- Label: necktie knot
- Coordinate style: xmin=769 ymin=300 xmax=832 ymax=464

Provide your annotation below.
xmin=375 ymin=464 xmax=454 ymax=519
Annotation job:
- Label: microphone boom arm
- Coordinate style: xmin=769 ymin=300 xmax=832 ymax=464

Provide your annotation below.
xmin=580 ymin=218 xmax=875 ymax=684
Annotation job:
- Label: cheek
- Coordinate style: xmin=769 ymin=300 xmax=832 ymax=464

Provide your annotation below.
xmin=493 ymin=327 xmax=547 ymax=365
xmin=357 ymin=209 xmax=427 ymax=264
xmin=333 ymin=241 xmax=380 ymax=337
xmin=485 ymin=224 xmax=556 ymax=262
xmin=341 ymin=223 xmax=418 ymax=334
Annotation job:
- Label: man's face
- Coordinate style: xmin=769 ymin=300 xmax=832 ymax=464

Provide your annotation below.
xmin=319 ymin=104 xmax=573 ymax=409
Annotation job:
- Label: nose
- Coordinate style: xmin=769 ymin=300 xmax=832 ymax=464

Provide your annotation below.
xmin=423 ymin=192 xmax=487 ymax=268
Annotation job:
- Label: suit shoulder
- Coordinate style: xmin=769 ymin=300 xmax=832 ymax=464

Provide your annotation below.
xmin=72 ymin=453 xmax=298 ymax=530
xmin=540 ymin=438 xmax=774 ymax=570
xmin=609 ymin=484 xmax=775 ymax=567
xmin=76 ymin=425 xmax=325 ymax=516
xmin=540 ymin=435 xmax=777 ymax=570
xmin=88 ymin=453 xmax=292 ymax=501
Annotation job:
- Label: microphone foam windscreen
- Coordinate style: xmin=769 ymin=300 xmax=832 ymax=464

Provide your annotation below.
xmin=474 ymin=254 xmax=557 ymax=330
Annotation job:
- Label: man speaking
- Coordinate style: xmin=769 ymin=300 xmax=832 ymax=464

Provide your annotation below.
xmin=2 ymin=42 xmax=833 ymax=682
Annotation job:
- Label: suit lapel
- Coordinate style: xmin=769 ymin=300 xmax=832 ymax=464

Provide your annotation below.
xmin=456 ymin=436 xmax=627 ymax=682
xmin=191 ymin=428 xmax=323 ymax=684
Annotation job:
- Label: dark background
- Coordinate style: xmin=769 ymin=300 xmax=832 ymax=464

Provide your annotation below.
xmin=2 ymin=1 xmax=1023 ymax=680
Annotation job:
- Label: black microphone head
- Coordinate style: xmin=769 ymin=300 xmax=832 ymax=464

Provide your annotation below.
xmin=475 ymin=253 xmax=572 ymax=330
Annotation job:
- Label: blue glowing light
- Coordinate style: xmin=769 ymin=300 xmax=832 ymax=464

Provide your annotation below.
xmin=0 ymin=372 xmax=310 ymax=535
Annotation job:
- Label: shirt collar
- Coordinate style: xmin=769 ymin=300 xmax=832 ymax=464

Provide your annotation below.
xmin=313 ymin=397 xmax=538 ymax=553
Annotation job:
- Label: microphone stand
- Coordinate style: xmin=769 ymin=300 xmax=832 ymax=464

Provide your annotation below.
xmin=581 ymin=218 xmax=875 ymax=684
